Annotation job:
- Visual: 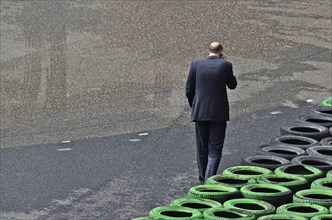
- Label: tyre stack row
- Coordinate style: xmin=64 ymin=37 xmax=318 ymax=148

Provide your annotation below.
xmin=133 ymin=106 xmax=332 ymax=219
xmin=243 ymin=106 xmax=332 ymax=174
xmin=134 ymin=165 xmax=332 ymax=219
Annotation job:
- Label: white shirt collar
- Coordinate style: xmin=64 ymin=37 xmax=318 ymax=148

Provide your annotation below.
xmin=208 ymin=53 xmax=218 ymax=57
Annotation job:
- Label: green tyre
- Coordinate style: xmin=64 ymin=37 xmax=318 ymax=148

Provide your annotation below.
xmin=274 ymin=164 xmax=324 ymax=182
xmin=222 ymin=166 xmax=273 ymax=179
xmin=188 ymin=184 xmax=240 ymax=203
xmin=322 ymin=97 xmax=332 ymax=106
xmin=311 ymin=214 xmax=332 ymax=220
xmin=223 ymin=198 xmax=275 ymax=219
xmin=327 ymin=170 xmax=332 ymax=179
xmin=276 ymin=203 xmax=329 ymax=218
xmin=311 ymin=178 xmax=332 ymax=191
xmin=149 ymin=206 xmax=203 ymax=219
xmin=257 ymin=174 xmax=308 ymax=193
xmin=293 ymin=189 xmax=332 ymax=208
xmin=240 ymin=183 xmax=292 ymax=207
xmin=206 ymin=174 xmax=257 ymax=189
xmin=170 ymin=197 xmax=222 ymax=213
xmin=203 ymin=207 xmax=255 ymax=220
xmin=257 ymin=214 xmax=308 ymax=220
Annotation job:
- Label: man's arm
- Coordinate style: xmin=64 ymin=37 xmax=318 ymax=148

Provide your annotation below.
xmin=186 ymin=62 xmax=196 ymax=107
xmin=226 ymin=62 xmax=237 ymax=90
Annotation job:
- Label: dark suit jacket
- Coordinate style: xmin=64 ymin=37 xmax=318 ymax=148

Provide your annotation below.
xmin=186 ymin=56 xmax=237 ymax=121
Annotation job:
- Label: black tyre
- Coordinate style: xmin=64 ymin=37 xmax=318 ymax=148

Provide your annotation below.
xmin=149 ymin=206 xmax=203 ymax=219
xmin=240 ymin=183 xmax=292 ymax=207
xmin=327 ymin=170 xmax=332 ymax=179
xmin=311 ymin=214 xmax=332 ymax=220
xmin=276 ymin=203 xmax=329 ymax=218
xmin=223 ymin=198 xmax=275 ymax=219
xmin=296 ymin=115 xmax=332 ymax=128
xmin=257 ymin=174 xmax=308 ymax=193
xmin=307 ymin=146 xmax=332 ymax=159
xmin=274 ymin=164 xmax=324 ymax=182
xmin=205 ymin=174 xmax=257 ymax=189
xmin=271 ymin=135 xmax=319 ymax=149
xmin=170 ymin=198 xmax=222 ymax=213
xmin=188 ymin=184 xmax=240 ymax=203
xmin=291 ymin=155 xmax=332 ymax=173
xmin=222 ymin=166 xmax=273 ymax=179
xmin=312 ymin=106 xmax=332 ymax=117
xmin=257 ymin=144 xmax=306 ymax=160
xmin=293 ymin=189 xmax=332 ymax=208
xmin=311 ymin=178 xmax=332 ymax=191
xmin=203 ymin=207 xmax=255 ymax=220
xmin=257 ymin=214 xmax=308 ymax=220
xmin=241 ymin=155 xmax=291 ymax=170
xmin=321 ymin=137 xmax=332 ymax=146
xmin=280 ymin=123 xmax=330 ymax=141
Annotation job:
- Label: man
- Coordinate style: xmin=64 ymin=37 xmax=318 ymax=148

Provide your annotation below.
xmin=186 ymin=42 xmax=237 ymax=184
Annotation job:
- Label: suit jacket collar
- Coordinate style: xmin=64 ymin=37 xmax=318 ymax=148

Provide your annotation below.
xmin=207 ymin=55 xmax=219 ymax=59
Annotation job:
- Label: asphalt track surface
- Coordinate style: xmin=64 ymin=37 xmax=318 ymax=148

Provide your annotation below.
xmin=1 ymin=101 xmax=326 ymax=219
xmin=0 ymin=0 xmax=331 ymax=219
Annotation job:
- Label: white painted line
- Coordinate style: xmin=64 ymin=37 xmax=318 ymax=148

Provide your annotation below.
xmin=129 ymin=138 xmax=141 ymax=142
xmin=138 ymin=133 xmax=149 ymax=136
xmin=57 ymin=148 xmax=72 ymax=152
xmin=270 ymin=111 xmax=282 ymax=115
xmin=61 ymin=140 xmax=71 ymax=143
xmin=306 ymin=99 xmax=314 ymax=102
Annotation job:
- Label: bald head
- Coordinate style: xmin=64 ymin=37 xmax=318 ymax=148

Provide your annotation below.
xmin=208 ymin=42 xmax=223 ymax=54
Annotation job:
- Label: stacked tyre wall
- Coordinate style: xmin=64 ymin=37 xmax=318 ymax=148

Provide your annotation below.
xmin=133 ymin=104 xmax=332 ymax=219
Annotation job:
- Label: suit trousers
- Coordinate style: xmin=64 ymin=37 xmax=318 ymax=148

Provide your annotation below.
xmin=195 ymin=121 xmax=227 ymax=184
